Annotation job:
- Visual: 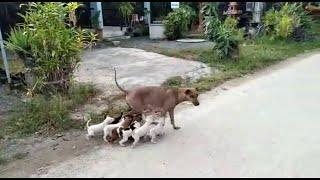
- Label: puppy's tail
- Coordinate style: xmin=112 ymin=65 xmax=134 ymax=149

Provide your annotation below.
xmin=114 ymin=67 xmax=128 ymax=94
xmin=84 ymin=114 xmax=92 ymax=129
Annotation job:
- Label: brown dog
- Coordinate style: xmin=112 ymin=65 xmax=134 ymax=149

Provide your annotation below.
xmin=114 ymin=68 xmax=200 ymax=130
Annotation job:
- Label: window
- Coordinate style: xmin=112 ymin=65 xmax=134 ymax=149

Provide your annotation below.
xmin=150 ymin=2 xmax=171 ymax=23
xmin=246 ymin=2 xmax=254 ymax=12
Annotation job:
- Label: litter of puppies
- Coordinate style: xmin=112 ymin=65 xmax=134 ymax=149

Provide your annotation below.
xmin=85 ymin=105 xmax=167 ymax=148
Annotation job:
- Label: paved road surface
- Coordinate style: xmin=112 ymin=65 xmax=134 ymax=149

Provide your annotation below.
xmin=32 ymin=53 xmax=320 ymax=177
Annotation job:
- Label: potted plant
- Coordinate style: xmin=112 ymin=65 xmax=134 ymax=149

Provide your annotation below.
xmin=91 ymin=11 xmax=103 ymax=40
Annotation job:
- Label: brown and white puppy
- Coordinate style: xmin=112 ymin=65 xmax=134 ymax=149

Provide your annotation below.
xmin=114 ymin=68 xmax=200 ymax=130
xmin=104 ymin=111 xmax=143 ymax=143
xmin=117 ymin=119 xmax=142 ymax=146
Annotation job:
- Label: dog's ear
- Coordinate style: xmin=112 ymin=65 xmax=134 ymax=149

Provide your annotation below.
xmin=185 ymin=89 xmax=192 ymax=95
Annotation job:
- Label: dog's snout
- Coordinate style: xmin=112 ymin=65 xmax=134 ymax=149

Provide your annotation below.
xmin=193 ymin=101 xmax=200 ymax=106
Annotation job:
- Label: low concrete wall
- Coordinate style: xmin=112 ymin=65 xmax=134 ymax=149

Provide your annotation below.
xmin=149 ymin=24 xmax=166 ymax=40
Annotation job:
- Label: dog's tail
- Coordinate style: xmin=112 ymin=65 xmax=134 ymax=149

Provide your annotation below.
xmin=114 ymin=67 xmax=128 ymax=94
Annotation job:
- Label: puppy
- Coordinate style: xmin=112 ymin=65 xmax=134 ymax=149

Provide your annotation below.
xmin=86 ymin=115 xmax=115 ymax=140
xmin=147 ymin=115 xmax=166 ymax=144
xmin=106 ymin=129 xmax=120 ymax=144
xmin=86 ymin=112 xmax=122 ymax=140
xmin=118 ymin=120 xmax=142 ymax=146
xmin=131 ymin=107 xmax=164 ymax=148
xmin=103 ymin=111 xmax=142 ymax=143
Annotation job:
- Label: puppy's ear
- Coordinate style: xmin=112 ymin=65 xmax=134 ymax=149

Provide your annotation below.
xmin=114 ymin=112 xmax=123 ymax=121
xmin=124 ymin=114 xmax=133 ymax=120
xmin=185 ymin=89 xmax=192 ymax=95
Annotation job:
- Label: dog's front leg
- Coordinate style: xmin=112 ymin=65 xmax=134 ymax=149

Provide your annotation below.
xmin=169 ymin=109 xmax=180 ymax=130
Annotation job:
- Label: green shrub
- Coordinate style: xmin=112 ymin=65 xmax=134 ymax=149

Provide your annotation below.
xmin=202 ymin=3 xmax=243 ymax=59
xmin=5 ymin=2 xmax=96 ymax=92
xmin=215 ymin=21 xmax=244 ymax=59
xmin=5 ymin=27 xmax=31 ymax=61
xmin=119 ymin=2 xmax=134 ymax=27
xmin=164 ymin=4 xmax=196 ymax=40
xmin=263 ymin=2 xmax=312 ymax=40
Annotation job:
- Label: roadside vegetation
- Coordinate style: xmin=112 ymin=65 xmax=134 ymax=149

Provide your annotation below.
xmin=1 ymin=2 xmax=98 ymax=138
xmin=159 ymin=3 xmax=320 ymax=92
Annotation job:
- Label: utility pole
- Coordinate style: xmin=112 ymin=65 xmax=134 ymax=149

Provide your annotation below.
xmin=0 ymin=27 xmax=11 ymax=84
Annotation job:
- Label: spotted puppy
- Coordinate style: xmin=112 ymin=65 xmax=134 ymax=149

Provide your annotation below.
xmin=103 ymin=111 xmax=142 ymax=143
xmin=117 ymin=119 xmax=142 ymax=146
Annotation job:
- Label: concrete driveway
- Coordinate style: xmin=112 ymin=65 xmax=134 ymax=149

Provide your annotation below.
xmin=32 ymin=52 xmax=320 ymax=177
xmin=74 ymin=47 xmax=211 ymax=97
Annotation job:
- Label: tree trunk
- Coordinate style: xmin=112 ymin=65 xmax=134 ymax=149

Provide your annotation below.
xmin=198 ymin=2 xmax=204 ymax=32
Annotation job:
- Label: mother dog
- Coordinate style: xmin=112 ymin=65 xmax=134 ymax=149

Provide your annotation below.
xmin=114 ymin=68 xmax=200 ymax=130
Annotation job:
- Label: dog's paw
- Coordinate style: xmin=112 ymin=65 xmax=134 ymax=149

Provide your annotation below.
xmin=86 ymin=135 xmax=90 ymax=140
xmin=151 ymin=139 xmax=157 ymax=144
xmin=119 ymin=143 xmax=126 ymax=147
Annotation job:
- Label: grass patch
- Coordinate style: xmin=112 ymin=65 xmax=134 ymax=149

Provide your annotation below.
xmin=1 ymin=84 xmax=99 ymax=138
xmin=0 ymin=152 xmax=29 ymax=166
xmin=11 ymin=152 xmax=28 ymax=160
xmin=309 ymin=18 xmax=320 ymax=36
xmin=157 ymin=48 xmax=210 ymax=60
xmin=161 ymin=76 xmax=185 ymax=88
xmin=0 ymin=157 xmax=8 ymax=165
xmin=160 ymin=37 xmax=320 ymax=92
xmin=0 ymin=58 xmax=25 ymax=73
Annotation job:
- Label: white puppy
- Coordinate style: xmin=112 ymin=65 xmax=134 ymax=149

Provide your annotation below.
xmin=131 ymin=108 xmax=164 ymax=148
xmin=86 ymin=115 xmax=115 ymax=140
xmin=147 ymin=116 xmax=165 ymax=143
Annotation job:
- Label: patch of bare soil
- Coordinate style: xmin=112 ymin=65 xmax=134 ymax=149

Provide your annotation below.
xmin=0 ymin=129 xmax=108 ymax=177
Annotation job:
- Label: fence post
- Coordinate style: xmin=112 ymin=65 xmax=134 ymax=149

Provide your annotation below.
xmin=0 ymin=27 xmax=11 ymax=84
